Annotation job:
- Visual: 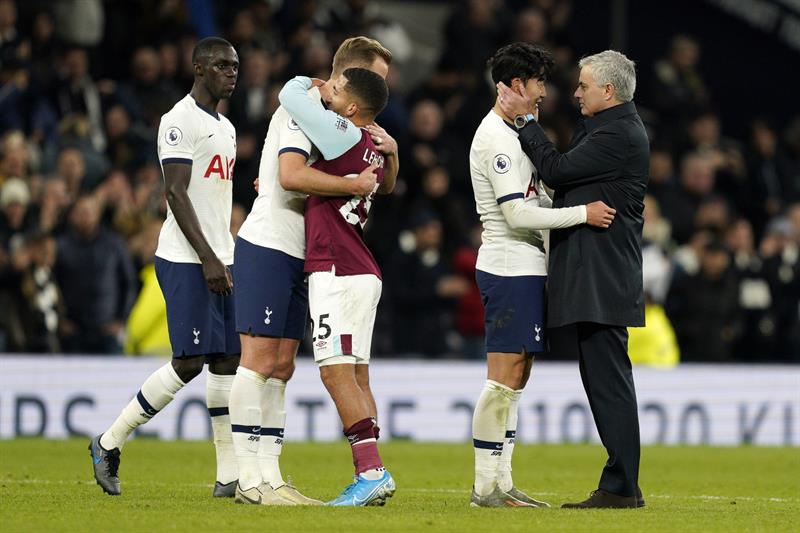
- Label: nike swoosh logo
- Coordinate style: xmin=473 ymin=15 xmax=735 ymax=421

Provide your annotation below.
xmin=208 ymin=133 xmax=215 ymax=138
xmin=353 ymin=484 xmax=384 ymax=505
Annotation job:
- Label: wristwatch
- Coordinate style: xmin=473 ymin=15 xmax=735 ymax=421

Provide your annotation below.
xmin=514 ymin=113 xmax=536 ymax=129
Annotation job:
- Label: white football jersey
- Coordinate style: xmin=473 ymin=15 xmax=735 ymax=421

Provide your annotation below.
xmin=156 ymin=95 xmax=236 ymax=265
xmin=236 ymin=88 xmax=320 ymax=260
xmin=470 ymin=110 xmax=556 ymax=277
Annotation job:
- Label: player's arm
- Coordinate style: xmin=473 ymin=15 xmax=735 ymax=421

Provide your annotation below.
xmin=162 ymin=162 xmax=232 ymax=294
xmin=365 ymin=123 xmax=398 ymax=195
xmin=485 ymin=151 xmax=613 ymax=229
xmin=279 ymin=76 xmax=362 ymax=160
xmin=279 ymin=151 xmax=377 ymax=197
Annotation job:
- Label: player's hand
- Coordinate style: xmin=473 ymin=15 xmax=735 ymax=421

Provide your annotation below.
xmin=365 ymin=123 xmax=398 ymax=156
xmin=351 ymin=164 xmax=378 ymax=196
xmin=202 ymin=256 xmax=233 ymax=295
xmin=253 ymin=178 xmax=259 ymax=193
xmin=496 ymin=81 xmax=535 ymax=119
xmin=585 ymin=201 xmax=616 ymax=228
xmin=310 ymin=77 xmax=325 ymax=88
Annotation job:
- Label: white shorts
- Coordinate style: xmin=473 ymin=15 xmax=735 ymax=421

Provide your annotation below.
xmin=308 ymin=267 xmax=382 ymax=366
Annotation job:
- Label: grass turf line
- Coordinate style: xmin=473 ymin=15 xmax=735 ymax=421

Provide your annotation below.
xmin=0 ymin=439 xmax=798 ymax=532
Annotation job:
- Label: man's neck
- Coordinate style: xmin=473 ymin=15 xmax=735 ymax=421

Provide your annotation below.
xmin=491 ymin=104 xmax=514 ymax=125
xmin=190 ymin=85 xmax=219 ymax=112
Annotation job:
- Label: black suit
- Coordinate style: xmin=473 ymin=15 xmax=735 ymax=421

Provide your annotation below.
xmin=517 ymin=101 xmax=649 ymax=498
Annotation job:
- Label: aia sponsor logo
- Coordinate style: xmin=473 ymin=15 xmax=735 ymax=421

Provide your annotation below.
xmin=204 ymin=155 xmax=235 ymax=180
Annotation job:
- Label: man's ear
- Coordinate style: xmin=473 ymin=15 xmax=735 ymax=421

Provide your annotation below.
xmin=510 ymin=77 xmax=523 ymax=91
xmin=604 ymin=83 xmax=615 ymax=101
xmin=345 ymin=101 xmax=359 ymax=118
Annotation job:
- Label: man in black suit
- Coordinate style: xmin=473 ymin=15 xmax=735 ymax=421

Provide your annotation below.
xmin=497 ymin=50 xmax=649 ymax=508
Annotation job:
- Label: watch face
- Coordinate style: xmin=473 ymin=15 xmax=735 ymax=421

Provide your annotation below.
xmin=515 ymin=116 xmax=526 ymax=128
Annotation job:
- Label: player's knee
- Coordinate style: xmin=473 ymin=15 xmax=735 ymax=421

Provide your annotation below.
xmin=171 ymin=356 xmax=205 ymax=382
xmin=272 ymin=358 xmax=295 ymax=381
xmin=208 ymin=354 xmax=240 ymax=375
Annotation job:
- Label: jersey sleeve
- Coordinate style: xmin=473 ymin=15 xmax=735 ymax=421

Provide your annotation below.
xmin=480 ymin=140 xmax=527 ymax=204
xmin=278 ymin=76 xmax=362 ymax=161
xmin=157 ymin=108 xmax=196 ymax=166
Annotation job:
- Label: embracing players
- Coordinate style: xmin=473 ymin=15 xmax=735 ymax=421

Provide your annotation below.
xmin=228 ymin=37 xmax=397 ymax=505
xmin=468 ymin=43 xmax=615 ymax=507
xmin=278 ymin=67 xmax=395 ymax=506
xmin=90 ymin=37 xmax=241 ymax=497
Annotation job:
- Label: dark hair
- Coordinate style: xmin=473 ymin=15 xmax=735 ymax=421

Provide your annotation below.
xmin=487 ymin=42 xmax=554 ymax=86
xmin=192 ymin=37 xmax=234 ymax=64
xmin=342 ymin=67 xmax=388 ymax=119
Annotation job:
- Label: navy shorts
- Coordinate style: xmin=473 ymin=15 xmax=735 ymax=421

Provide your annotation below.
xmin=476 ymin=269 xmax=547 ymax=354
xmin=154 ymin=257 xmax=241 ymax=358
xmin=232 ymin=237 xmax=308 ymax=340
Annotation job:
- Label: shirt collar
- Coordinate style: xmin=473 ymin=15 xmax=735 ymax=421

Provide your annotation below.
xmin=191 ymin=95 xmax=220 ymax=120
xmin=583 ymin=101 xmax=636 ymax=132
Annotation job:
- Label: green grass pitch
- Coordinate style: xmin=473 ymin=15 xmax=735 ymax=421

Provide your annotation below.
xmin=1 ymin=439 xmax=798 ymax=532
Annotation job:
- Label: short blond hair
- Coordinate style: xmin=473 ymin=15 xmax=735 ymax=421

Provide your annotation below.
xmin=331 ymin=36 xmax=392 ymax=76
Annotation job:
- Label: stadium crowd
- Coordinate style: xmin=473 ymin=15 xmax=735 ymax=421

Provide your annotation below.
xmin=0 ymin=0 xmax=798 ymax=362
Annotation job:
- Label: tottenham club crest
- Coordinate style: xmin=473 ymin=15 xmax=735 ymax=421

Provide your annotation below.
xmin=165 ymin=126 xmax=183 ymax=146
xmin=288 ymin=119 xmax=300 ymax=131
xmin=264 ymin=307 xmax=273 ymax=325
xmin=493 ymin=154 xmax=511 ymax=174
xmin=192 ymin=328 xmax=200 ymax=345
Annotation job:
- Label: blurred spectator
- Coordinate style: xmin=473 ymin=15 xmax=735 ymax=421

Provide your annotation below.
xmin=48 ymin=47 xmax=106 ymax=151
xmin=115 ymin=46 xmax=182 ymax=129
xmin=124 ymin=217 xmax=169 ymax=356
xmin=759 ymin=214 xmax=800 ymax=360
xmin=0 ymin=177 xmax=35 ymax=246
xmin=747 ymin=119 xmax=786 ymax=235
xmin=440 ymin=0 xmax=509 ymax=74
xmin=452 ymin=224 xmax=484 ymax=359
xmin=649 ymin=35 xmax=708 ymax=140
xmin=54 ymin=195 xmax=136 ymax=354
xmin=52 ymin=0 xmax=104 ymax=48
xmin=684 ymin=111 xmax=747 ymax=211
xmin=409 ymin=166 xmax=474 ymax=256
xmin=228 ymin=48 xmax=272 ymax=137
xmin=666 ymin=239 xmax=741 ymax=361
xmin=388 ymin=212 xmax=468 ymax=357
xmin=725 ymin=218 xmax=775 ymax=360
xmin=401 ymin=99 xmax=468 ymax=199
xmin=13 ymin=232 xmax=62 ymax=352
xmin=664 ymin=152 xmax=715 ymax=244
xmin=103 ymin=104 xmax=152 ymax=172
xmin=647 ymin=148 xmax=679 ymax=210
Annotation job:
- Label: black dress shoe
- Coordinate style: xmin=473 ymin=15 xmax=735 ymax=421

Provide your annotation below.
xmin=561 ymin=489 xmax=639 ymax=509
xmin=636 ymin=485 xmax=645 ymax=508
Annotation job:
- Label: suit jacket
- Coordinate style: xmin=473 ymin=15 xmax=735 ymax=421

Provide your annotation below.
xmin=517 ymin=102 xmax=649 ymax=327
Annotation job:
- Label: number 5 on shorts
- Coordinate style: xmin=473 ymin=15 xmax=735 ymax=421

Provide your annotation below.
xmin=311 ymin=313 xmax=331 ymax=342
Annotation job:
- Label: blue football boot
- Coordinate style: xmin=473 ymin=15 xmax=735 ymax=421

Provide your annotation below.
xmin=88 ymin=435 xmax=121 ymax=495
xmin=327 ymin=470 xmax=396 ymax=507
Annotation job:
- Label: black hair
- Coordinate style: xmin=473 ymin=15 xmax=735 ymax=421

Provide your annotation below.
xmin=487 ymin=42 xmax=554 ymax=87
xmin=342 ymin=67 xmax=388 ymax=118
xmin=192 ymin=37 xmax=234 ymax=65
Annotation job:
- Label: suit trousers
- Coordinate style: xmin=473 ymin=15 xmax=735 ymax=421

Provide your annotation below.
xmin=552 ymin=321 xmax=641 ymax=496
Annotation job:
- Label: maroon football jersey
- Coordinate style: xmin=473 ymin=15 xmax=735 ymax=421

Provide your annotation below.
xmin=304 ymin=129 xmax=385 ymax=278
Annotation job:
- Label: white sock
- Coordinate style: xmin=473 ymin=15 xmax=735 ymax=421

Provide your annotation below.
xmin=207 ymin=371 xmax=238 ymax=485
xmin=259 ymin=378 xmax=287 ymax=488
xmin=498 ymin=389 xmax=522 ymax=492
xmin=228 ymin=366 xmax=266 ymax=490
xmin=360 ymin=467 xmax=385 ymax=481
xmin=100 ymin=362 xmax=185 ymax=450
xmin=472 ymin=380 xmax=514 ymax=496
